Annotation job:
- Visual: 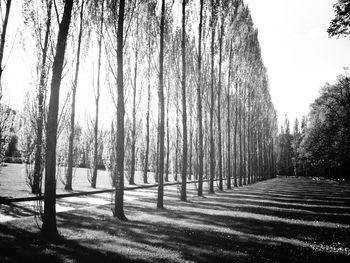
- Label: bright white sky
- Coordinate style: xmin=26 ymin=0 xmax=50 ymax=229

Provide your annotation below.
xmin=2 ymin=0 xmax=350 ymax=129
xmin=245 ymin=0 xmax=350 ymax=126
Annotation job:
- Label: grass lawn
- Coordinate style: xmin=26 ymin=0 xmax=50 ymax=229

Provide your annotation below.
xmin=1 ymin=174 xmax=350 ymax=262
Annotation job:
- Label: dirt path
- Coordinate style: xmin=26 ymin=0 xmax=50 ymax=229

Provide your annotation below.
xmin=1 ymin=176 xmax=350 ymax=262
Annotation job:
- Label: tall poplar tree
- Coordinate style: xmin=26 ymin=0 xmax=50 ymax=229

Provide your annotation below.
xmin=42 ymin=0 xmax=74 ymax=239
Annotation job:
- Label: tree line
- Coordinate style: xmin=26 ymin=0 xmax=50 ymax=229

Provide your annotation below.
xmin=0 ymin=0 xmax=277 ymax=239
xmin=277 ymin=72 xmax=350 ymax=181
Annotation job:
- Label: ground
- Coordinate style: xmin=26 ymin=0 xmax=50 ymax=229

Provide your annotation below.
xmin=0 ymin=164 xmax=350 ymax=262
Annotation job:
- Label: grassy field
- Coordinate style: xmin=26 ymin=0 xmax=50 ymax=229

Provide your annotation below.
xmin=1 ymin=174 xmax=350 ymax=262
xmin=0 ymin=163 xmax=173 ymax=198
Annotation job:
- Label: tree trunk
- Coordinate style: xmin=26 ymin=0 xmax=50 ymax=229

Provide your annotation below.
xmin=209 ymin=0 xmax=216 ymax=194
xmin=226 ymin=41 xmax=232 ymax=190
xmin=233 ymin=82 xmax=238 ymax=187
xmin=92 ymin=0 xmax=104 ymax=188
xmin=42 ymin=0 xmax=74 ymax=239
xmin=66 ymin=0 xmax=85 ymax=191
xmin=197 ymin=0 xmax=204 ymax=196
xmin=165 ymin=77 xmax=170 ymax=182
xmin=0 ymin=0 xmax=11 ymax=101
xmin=114 ymin=0 xmax=126 ymax=220
xmin=157 ymin=0 xmax=165 ymax=209
xmin=217 ymin=21 xmax=224 ymax=191
xmin=33 ymin=0 xmax=52 ymax=195
xmin=181 ymin=0 xmax=187 ymax=202
xmin=239 ymin=88 xmax=243 ymax=186
xmin=143 ymin=5 xmax=152 ymax=184
xmin=130 ymin=10 xmax=139 ymax=185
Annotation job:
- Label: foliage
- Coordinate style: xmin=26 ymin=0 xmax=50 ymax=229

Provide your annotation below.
xmin=301 ymin=74 xmax=350 ymax=179
xmin=0 ymin=104 xmax=16 ymax=163
xmin=328 ymin=0 xmax=350 ymax=37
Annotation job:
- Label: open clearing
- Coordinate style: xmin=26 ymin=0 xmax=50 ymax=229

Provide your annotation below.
xmin=1 ymin=174 xmax=350 ymax=262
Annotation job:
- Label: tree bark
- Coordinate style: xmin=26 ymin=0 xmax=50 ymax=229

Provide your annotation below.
xmin=165 ymin=76 xmax=170 ymax=182
xmin=226 ymin=41 xmax=233 ymax=190
xmin=233 ymin=82 xmax=238 ymax=187
xmin=217 ymin=19 xmax=224 ymax=191
xmin=197 ymin=0 xmax=204 ymax=196
xmin=42 ymin=0 xmax=74 ymax=239
xmin=181 ymin=0 xmax=187 ymax=202
xmin=33 ymin=0 xmax=52 ymax=194
xmin=114 ymin=0 xmax=126 ymax=220
xmin=130 ymin=9 xmax=139 ymax=185
xmin=66 ymin=0 xmax=85 ymax=191
xmin=157 ymin=0 xmax=165 ymax=209
xmin=0 ymin=0 xmax=11 ymax=101
xmin=209 ymin=0 xmax=216 ymax=194
xmin=91 ymin=0 xmax=104 ymax=188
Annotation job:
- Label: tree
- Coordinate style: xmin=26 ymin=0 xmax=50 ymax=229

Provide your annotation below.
xmin=114 ymin=0 xmax=127 ymax=220
xmin=129 ymin=4 xmax=140 ymax=185
xmin=31 ymin=0 xmax=53 ymax=195
xmin=197 ymin=0 xmax=204 ymax=196
xmin=328 ymin=0 xmax=350 ymax=37
xmin=66 ymin=0 xmax=85 ymax=191
xmin=0 ymin=0 xmax=11 ymax=101
xmin=209 ymin=0 xmax=216 ymax=194
xmin=301 ymin=74 xmax=350 ymax=180
xmin=42 ymin=0 xmax=74 ymax=239
xmin=91 ymin=0 xmax=105 ymax=188
xmin=180 ymin=0 xmax=187 ymax=201
xmin=157 ymin=0 xmax=165 ymax=209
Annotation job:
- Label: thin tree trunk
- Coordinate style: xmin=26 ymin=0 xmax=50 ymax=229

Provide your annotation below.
xmin=175 ymin=91 xmax=179 ymax=181
xmin=234 ymin=82 xmax=238 ymax=187
xmin=157 ymin=0 xmax=165 ymax=209
xmin=197 ymin=0 xmax=204 ymax=196
xmin=217 ymin=20 xmax=224 ymax=191
xmin=92 ymin=0 xmax=104 ymax=188
xmin=165 ymin=77 xmax=170 ymax=182
xmin=42 ymin=0 xmax=73 ymax=239
xmin=33 ymin=0 xmax=52 ymax=194
xmin=0 ymin=0 xmax=11 ymax=101
xmin=130 ymin=9 xmax=139 ymax=185
xmin=226 ymin=42 xmax=232 ymax=190
xmin=247 ymin=90 xmax=251 ymax=185
xmin=239 ymin=88 xmax=243 ymax=187
xmin=66 ymin=0 xmax=85 ymax=191
xmin=181 ymin=0 xmax=187 ymax=202
xmin=143 ymin=20 xmax=151 ymax=184
xmin=209 ymin=0 xmax=216 ymax=194
xmin=114 ymin=0 xmax=126 ymax=220
xmin=243 ymin=87 xmax=247 ymax=185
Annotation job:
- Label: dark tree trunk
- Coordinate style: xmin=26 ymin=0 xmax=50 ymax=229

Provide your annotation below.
xmin=0 ymin=0 xmax=11 ymax=101
xmin=209 ymin=0 xmax=216 ymax=194
xmin=33 ymin=0 xmax=52 ymax=195
xmin=217 ymin=21 xmax=224 ymax=191
xmin=239 ymin=87 xmax=243 ymax=187
xmin=157 ymin=0 xmax=165 ymax=209
xmin=42 ymin=0 xmax=74 ymax=239
xmin=66 ymin=0 xmax=85 ymax=191
xmin=197 ymin=0 xmax=204 ymax=196
xmin=91 ymin=0 xmax=104 ymax=188
xmin=233 ymin=82 xmax=238 ymax=187
xmin=181 ymin=0 xmax=187 ymax=202
xmin=114 ymin=0 xmax=126 ymax=220
xmin=226 ymin=42 xmax=233 ymax=190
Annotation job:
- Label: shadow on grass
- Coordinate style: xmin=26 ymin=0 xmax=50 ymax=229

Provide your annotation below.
xmin=1 ymin=176 xmax=350 ymax=263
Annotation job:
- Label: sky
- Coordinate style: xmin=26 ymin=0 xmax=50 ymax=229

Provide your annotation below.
xmin=2 ymin=0 xmax=350 ymax=129
xmin=244 ymin=0 xmax=350 ymax=126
